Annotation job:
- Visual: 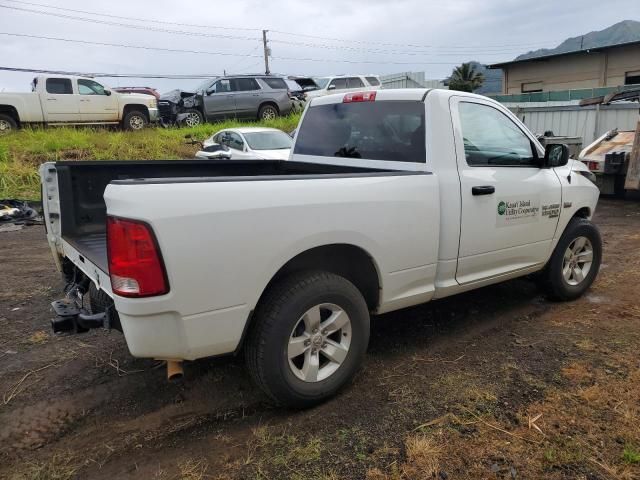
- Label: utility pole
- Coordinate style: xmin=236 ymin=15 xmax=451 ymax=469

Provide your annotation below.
xmin=262 ymin=30 xmax=270 ymax=75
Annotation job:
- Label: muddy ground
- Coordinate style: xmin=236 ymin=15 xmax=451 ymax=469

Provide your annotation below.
xmin=1 ymin=198 xmax=639 ymax=480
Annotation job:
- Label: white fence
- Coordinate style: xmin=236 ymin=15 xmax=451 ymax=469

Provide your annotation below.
xmin=505 ymin=102 xmax=639 ymax=145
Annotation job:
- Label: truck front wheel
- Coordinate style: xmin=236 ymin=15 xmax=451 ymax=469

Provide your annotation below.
xmin=245 ymin=271 xmax=370 ymax=408
xmin=0 ymin=113 xmax=18 ymax=133
xmin=123 ymin=110 xmax=148 ymax=131
xmin=543 ymin=217 xmax=602 ymax=300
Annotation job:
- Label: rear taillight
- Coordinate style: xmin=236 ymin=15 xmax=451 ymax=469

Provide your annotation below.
xmin=587 ymin=161 xmax=599 ymax=171
xmin=343 ymin=91 xmax=376 ymax=103
xmin=107 ymin=216 xmax=169 ymax=298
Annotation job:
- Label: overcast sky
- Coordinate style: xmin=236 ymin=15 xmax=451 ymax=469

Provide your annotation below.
xmin=0 ymin=0 xmax=637 ymax=93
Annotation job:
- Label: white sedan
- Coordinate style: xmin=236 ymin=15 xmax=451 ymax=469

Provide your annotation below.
xmin=204 ymin=127 xmax=293 ymax=160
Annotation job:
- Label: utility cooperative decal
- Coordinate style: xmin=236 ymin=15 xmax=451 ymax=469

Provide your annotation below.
xmin=496 ymin=196 xmax=561 ymax=227
xmin=496 ymin=196 xmax=540 ymax=227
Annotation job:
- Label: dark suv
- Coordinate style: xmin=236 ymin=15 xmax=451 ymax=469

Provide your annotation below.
xmin=158 ymin=75 xmax=292 ymax=126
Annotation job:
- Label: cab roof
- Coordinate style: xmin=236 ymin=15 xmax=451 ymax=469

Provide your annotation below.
xmin=308 ymin=88 xmax=496 ymax=105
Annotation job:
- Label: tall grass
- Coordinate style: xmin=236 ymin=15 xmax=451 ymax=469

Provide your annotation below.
xmin=0 ymin=114 xmax=301 ymax=200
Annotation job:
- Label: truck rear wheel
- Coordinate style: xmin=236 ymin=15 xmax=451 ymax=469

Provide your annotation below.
xmin=123 ymin=110 xmax=148 ymax=131
xmin=245 ymin=271 xmax=370 ymax=408
xmin=543 ymin=217 xmax=602 ymax=300
xmin=0 ymin=114 xmax=17 ymax=133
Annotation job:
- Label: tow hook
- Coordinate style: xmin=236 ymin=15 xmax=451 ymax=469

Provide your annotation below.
xmin=50 ymin=298 xmax=109 ymax=334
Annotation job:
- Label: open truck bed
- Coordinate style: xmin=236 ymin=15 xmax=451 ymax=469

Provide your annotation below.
xmin=43 ymin=159 xmax=416 ymax=278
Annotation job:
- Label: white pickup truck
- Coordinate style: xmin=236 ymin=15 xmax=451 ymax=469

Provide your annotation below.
xmin=40 ymin=88 xmax=601 ymax=407
xmin=0 ymin=75 xmax=159 ymax=132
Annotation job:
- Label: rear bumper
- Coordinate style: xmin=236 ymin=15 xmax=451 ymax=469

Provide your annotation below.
xmin=117 ymin=304 xmax=250 ymax=361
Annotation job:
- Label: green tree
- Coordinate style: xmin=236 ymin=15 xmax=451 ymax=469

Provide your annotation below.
xmin=448 ymin=62 xmax=485 ymax=92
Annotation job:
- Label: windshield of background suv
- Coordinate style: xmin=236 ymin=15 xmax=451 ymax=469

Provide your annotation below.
xmin=244 ymin=131 xmax=293 ymax=150
xmin=193 ymin=77 xmax=218 ymax=92
xmin=294 ymin=101 xmax=425 ymax=163
xmin=313 ymin=77 xmax=330 ymax=89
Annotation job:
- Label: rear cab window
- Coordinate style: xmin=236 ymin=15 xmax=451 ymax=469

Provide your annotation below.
xmin=294 ymin=100 xmax=425 ymax=163
xmin=46 ymin=78 xmax=73 ymax=94
xmin=366 ymin=76 xmax=380 ymax=86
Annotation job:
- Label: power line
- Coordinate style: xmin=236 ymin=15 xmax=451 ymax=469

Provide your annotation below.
xmin=1 ymin=0 xmax=262 ymax=31
xmin=0 ymin=32 xmax=264 ymax=59
xmin=0 ymin=32 xmax=486 ymax=66
xmin=0 ymin=66 xmax=222 ymax=78
xmin=269 ymin=30 xmax=561 ymax=50
xmin=0 ymin=0 xmax=562 ymax=52
xmin=0 ymin=4 xmax=261 ymax=42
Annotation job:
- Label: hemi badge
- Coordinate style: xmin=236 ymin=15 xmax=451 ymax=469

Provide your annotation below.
xmin=563 ymin=202 xmax=572 ymax=208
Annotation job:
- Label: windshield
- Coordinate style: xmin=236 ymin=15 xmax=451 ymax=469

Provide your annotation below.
xmin=313 ymin=77 xmax=330 ymax=89
xmin=193 ymin=77 xmax=218 ymax=92
xmin=244 ymin=131 xmax=293 ymax=150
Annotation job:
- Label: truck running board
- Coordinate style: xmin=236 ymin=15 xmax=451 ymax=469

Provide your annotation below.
xmin=51 ymin=298 xmax=108 ymax=334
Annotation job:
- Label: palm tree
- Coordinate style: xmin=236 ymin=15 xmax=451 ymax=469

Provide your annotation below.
xmin=448 ymin=63 xmax=485 ymax=92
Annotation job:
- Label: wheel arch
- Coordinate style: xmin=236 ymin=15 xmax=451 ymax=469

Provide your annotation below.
xmin=259 ymin=101 xmax=279 ymax=114
xmin=238 ymin=243 xmax=381 ymax=355
xmin=122 ymin=104 xmax=149 ymax=120
xmin=0 ymin=105 xmax=20 ymax=125
xmin=573 ymin=206 xmax=591 ymax=219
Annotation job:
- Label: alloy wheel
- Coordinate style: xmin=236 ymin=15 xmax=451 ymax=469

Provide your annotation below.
xmin=129 ymin=115 xmax=145 ymax=130
xmin=261 ymin=107 xmax=277 ymax=120
xmin=562 ymin=236 xmax=594 ymax=286
xmin=0 ymin=119 xmax=12 ymax=133
xmin=288 ymin=303 xmax=352 ymax=382
xmin=185 ymin=113 xmax=201 ymax=127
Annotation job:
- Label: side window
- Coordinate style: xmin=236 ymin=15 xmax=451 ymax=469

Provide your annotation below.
xmin=232 ymin=78 xmax=260 ymax=91
xmin=212 ymin=79 xmax=231 ymax=93
xmin=262 ymin=78 xmax=287 ymax=90
xmin=46 ymin=78 xmax=73 ymax=95
xmin=365 ymin=76 xmax=380 ymax=86
xmin=347 ymin=77 xmax=365 ymax=88
xmin=227 ymin=132 xmax=245 ymax=150
xmin=458 ymin=102 xmax=537 ymax=167
xmin=78 ymin=79 xmax=107 ymax=95
xmin=328 ymin=78 xmax=348 ymax=90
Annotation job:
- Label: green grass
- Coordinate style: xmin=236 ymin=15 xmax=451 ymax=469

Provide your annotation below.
xmin=0 ymin=114 xmax=301 ymax=200
xmin=622 ymin=444 xmax=640 ymax=464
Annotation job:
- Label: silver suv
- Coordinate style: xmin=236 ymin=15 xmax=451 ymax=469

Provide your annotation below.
xmin=158 ymin=75 xmax=293 ymax=126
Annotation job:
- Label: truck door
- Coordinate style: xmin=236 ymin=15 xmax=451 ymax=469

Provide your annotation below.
xmin=42 ymin=78 xmax=79 ymax=122
xmin=450 ymin=97 xmax=562 ymax=285
xmin=203 ymin=79 xmax=236 ymax=119
xmin=77 ymin=79 xmax=119 ymax=122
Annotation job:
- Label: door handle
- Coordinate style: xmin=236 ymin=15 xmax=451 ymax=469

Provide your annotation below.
xmin=472 ymin=185 xmax=495 ymax=196
xmin=47 ymin=98 xmax=57 ymax=101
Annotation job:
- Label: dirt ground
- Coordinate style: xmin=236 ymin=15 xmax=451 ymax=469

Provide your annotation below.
xmin=1 ymin=198 xmax=639 ymax=480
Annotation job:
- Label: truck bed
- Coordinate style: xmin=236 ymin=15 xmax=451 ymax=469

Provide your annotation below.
xmin=51 ymin=159 xmax=419 ymax=273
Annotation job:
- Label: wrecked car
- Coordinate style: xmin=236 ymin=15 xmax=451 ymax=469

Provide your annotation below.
xmin=158 ymin=75 xmax=293 ymax=127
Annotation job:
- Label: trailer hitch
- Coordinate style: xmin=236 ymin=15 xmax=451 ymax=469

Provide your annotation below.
xmin=50 ymin=298 xmax=112 ymax=334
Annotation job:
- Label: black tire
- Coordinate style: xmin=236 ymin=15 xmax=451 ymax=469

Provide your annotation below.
xmin=88 ymin=282 xmax=112 ymax=314
xmin=543 ymin=217 xmax=602 ymax=300
xmin=258 ymin=104 xmax=279 ymax=121
xmin=245 ymin=271 xmax=370 ymax=408
xmin=181 ymin=109 xmax=204 ymax=127
xmin=0 ymin=113 xmax=18 ymax=133
xmin=123 ymin=110 xmax=148 ymax=131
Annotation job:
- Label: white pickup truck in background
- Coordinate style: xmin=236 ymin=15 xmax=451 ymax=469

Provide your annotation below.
xmin=40 ymin=88 xmax=601 ymax=408
xmin=0 ymin=75 xmax=159 ymax=132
